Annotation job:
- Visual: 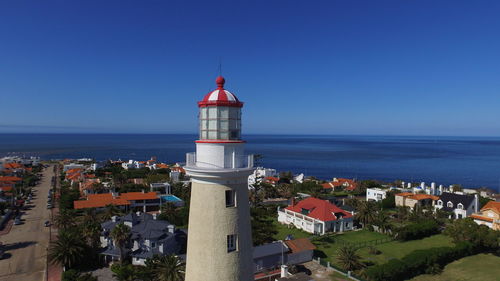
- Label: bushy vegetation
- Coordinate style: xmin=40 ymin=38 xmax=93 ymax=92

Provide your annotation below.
xmin=365 ymin=242 xmax=476 ymax=281
xmin=395 ymin=220 xmax=439 ymax=241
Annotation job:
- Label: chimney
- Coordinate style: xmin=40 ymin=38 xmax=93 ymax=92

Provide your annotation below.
xmin=167 ymin=225 xmax=175 ymax=234
xmin=474 ymin=194 xmax=479 ymax=213
xmin=290 ymin=197 xmax=295 ymax=206
xmin=280 ymin=265 xmax=289 ymax=278
xmin=111 ymin=215 xmax=117 ymax=222
xmin=136 ymin=211 xmax=141 ymax=216
xmin=142 ymin=189 xmax=145 ymax=194
xmin=401 ymin=181 xmax=405 ymax=188
xmin=153 ymin=213 xmax=157 ymax=220
xmin=420 ymin=182 xmax=425 ymax=189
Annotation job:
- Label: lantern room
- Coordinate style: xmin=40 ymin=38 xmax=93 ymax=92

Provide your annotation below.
xmin=198 ymin=76 xmax=243 ymax=141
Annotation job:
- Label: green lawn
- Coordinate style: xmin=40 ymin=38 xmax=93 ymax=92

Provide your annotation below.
xmin=312 ymin=230 xmax=390 ymax=266
xmin=313 ymin=231 xmax=453 ymax=268
xmin=357 ymin=234 xmax=454 ymax=265
xmin=273 ymin=221 xmax=312 ymax=241
xmin=410 ymin=253 xmax=500 ymax=281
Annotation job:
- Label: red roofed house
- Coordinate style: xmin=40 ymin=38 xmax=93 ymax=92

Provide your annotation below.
xmin=322 ymin=178 xmax=357 ymax=192
xmin=472 ymin=201 xmax=500 ymax=231
xmin=74 ymin=191 xmax=161 ymax=212
xmin=278 ymin=197 xmax=353 ymax=235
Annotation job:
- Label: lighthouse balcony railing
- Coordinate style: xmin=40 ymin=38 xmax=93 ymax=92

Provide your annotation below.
xmin=186 ymin=152 xmax=254 ymax=169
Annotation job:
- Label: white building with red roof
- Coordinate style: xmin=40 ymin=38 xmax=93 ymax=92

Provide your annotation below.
xmin=278 ymin=197 xmax=353 ymax=235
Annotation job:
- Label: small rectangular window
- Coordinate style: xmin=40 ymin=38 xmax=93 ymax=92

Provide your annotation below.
xmin=227 ymin=234 xmax=237 ymax=252
xmin=225 ymin=190 xmax=236 ymax=207
xmin=151 ymin=242 xmax=156 ymax=248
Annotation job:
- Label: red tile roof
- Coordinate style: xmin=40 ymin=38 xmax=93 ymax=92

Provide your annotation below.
xmin=0 ymin=176 xmax=22 ymax=182
xmin=0 ymin=186 xmax=13 ymax=192
xmin=4 ymin=163 xmax=23 ymax=169
xmin=481 ymin=201 xmax=500 ymax=214
xmin=285 ymin=197 xmax=352 ymax=222
xmin=120 ymin=192 xmax=158 ymax=201
xmin=156 ymin=163 xmax=169 ymax=169
xmin=74 ymin=193 xmax=130 ymax=209
xmin=470 ymin=214 xmax=494 ymax=222
xmin=284 ymin=238 xmax=316 ymax=253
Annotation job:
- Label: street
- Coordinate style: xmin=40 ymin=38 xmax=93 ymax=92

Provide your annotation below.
xmin=0 ymin=165 xmax=55 ymax=281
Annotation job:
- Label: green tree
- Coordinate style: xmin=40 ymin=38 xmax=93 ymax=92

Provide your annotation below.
xmin=337 ymin=245 xmax=364 ymax=272
xmin=355 ymin=200 xmax=377 ymax=227
xmin=145 ymin=254 xmax=185 ymax=281
xmin=101 ymin=204 xmax=122 ymax=222
xmin=54 ymin=209 xmax=78 ymax=230
xmin=111 ymin=263 xmax=138 ymax=281
xmin=111 ymin=223 xmax=131 ymax=263
xmin=251 ymin=206 xmax=278 ymax=245
xmin=48 ymin=230 xmax=87 ymax=270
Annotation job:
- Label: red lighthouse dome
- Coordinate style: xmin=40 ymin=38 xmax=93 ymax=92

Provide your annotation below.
xmin=198 ymin=76 xmax=243 ymax=108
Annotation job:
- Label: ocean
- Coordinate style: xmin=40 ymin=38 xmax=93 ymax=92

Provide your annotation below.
xmin=0 ymin=134 xmax=499 ymax=191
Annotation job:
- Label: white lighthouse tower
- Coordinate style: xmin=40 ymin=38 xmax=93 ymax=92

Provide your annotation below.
xmin=184 ymin=76 xmax=254 ymax=281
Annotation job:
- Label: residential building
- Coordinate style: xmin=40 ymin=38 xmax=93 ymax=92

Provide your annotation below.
xmin=74 ymin=191 xmax=160 ymax=212
xmin=321 ymin=178 xmax=357 ymax=192
xmin=184 ymin=76 xmax=254 ymax=281
xmin=248 ymin=167 xmax=278 ymax=187
xmin=471 ymin=201 xmax=500 ymax=230
xmin=100 ymin=212 xmax=186 ymax=265
xmin=366 ymin=188 xmax=388 ymax=202
xmin=395 ymin=193 xmax=438 ymax=210
xmin=435 ymin=192 xmax=479 ymax=219
xmin=253 ymin=238 xmax=315 ymax=275
xmin=277 ymin=197 xmax=353 ymax=235
xmin=63 ymin=163 xmax=85 ymax=172
xmin=150 ymin=182 xmax=171 ymax=194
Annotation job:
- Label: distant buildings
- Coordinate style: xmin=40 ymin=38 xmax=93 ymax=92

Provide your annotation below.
xmin=100 ymin=212 xmax=186 ymax=265
xmin=395 ymin=193 xmax=439 ymax=210
xmin=366 ymin=188 xmax=389 ymax=202
xmin=435 ymin=192 xmax=479 ymax=219
xmin=321 ymin=178 xmax=357 ymax=192
xmin=471 ymin=201 xmax=500 ymax=230
xmin=74 ymin=191 xmax=161 ymax=212
xmin=278 ymin=197 xmax=353 ymax=235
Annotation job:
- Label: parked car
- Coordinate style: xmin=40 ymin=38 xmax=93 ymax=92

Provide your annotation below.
xmin=14 ymin=218 xmax=21 ymax=225
xmin=44 ymin=220 xmax=50 ymax=227
xmin=47 ymin=205 xmax=53 ymax=209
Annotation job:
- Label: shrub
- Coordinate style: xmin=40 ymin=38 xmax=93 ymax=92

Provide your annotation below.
xmin=396 ymin=220 xmax=439 ymax=241
xmin=365 ymin=242 xmax=476 ymax=281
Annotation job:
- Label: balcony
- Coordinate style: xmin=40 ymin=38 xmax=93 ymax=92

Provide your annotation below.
xmin=186 ymin=152 xmax=254 ymax=170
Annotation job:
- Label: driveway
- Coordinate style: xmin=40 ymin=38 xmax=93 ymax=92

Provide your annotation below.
xmin=0 ymin=165 xmax=55 ymax=281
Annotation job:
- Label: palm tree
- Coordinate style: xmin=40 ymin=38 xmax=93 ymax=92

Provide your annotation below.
xmin=81 ymin=220 xmax=102 ymax=249
xmin=336 ymin=245 xmax=364 ymax=272
xmin=355 ymin=201 xmax=377 ymax=227
xmin=48 ymin=230 xmax=87 ymax=270
xmin=101 ymin=204 xmax=122 ymax=222
xmin=375 ymin=212 xmax=390 ymax=233
xmin=145 ymin=254 xmax=185 ymax=281
xmin=54 ymin=209 xmax=77 ymax=230
xmin=111 ymin=223 xmax=131 ymax=263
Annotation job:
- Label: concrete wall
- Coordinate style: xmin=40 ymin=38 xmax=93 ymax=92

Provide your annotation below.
xmin=185 ymin=181 xmax=253 ymax=281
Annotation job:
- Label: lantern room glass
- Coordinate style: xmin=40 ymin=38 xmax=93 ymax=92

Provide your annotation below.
xmin=199 ymin=106 xmax=241 ymax=140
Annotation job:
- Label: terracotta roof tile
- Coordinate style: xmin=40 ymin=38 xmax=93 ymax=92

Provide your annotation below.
xmin=284 ymin=238 xmax=316 ymax=253
xmin=285 ymin=197 xmax=352 ymax=222
xmin=481 ymin=201 xmax=500 ymax=214
xmin=0 ymin=176 xmax=22 ymax=182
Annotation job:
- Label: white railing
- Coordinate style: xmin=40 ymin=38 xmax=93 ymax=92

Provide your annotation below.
xmin=185 ymin=152 xmax=254 ymax=169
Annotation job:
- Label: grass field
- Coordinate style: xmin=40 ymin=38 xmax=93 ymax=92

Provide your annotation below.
xmin=312 ymin=230 xmax=389 ymax=266
xmin=410 ymin=253 xmax=500 ymax=281
xmin=357 ymin=234 xmax=454 ymax=265
xmin=313 ymin=231 xmax=454 ymax=268
xmin=272 ymin=220 xmax=312 ymax=241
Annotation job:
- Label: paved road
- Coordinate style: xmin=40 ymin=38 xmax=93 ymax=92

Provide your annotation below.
xmin=0 ymin=165 xmax=55 ymax=281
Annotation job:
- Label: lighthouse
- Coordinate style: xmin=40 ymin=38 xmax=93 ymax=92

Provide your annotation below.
xmin=184 ymin=76 xmax=254 ymax=281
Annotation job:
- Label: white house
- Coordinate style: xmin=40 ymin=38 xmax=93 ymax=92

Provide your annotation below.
xmin=278 ymin=197 xmax=353 ymax=235
xmin=366 ymin=188 xmax=388 ymax=202
xmin=248 ymin=167 xmax=278 ymax=188
xmin=150 ymin=182 xmax=171 ymax=194
xmin=434 ymin=192 xmax=478 ymax=219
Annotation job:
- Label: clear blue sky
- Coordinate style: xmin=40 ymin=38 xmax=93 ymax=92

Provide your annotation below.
xmin=1 ymin=0 xmax=499 ymax=136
